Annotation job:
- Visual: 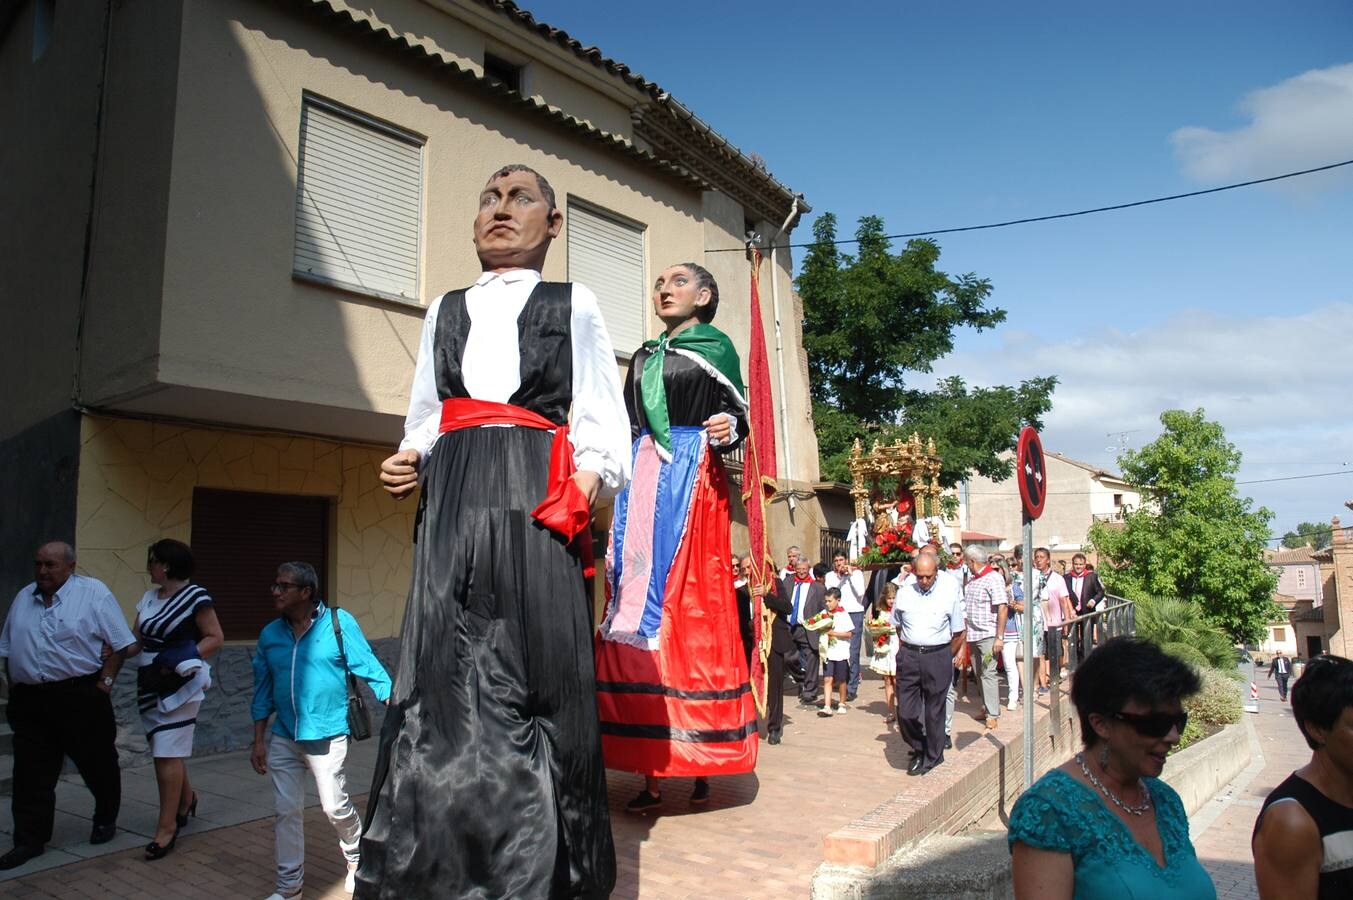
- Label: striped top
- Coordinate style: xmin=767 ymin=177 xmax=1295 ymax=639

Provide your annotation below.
xmin=136 ymin=584 xmax=213 ymax=655
xmin=1255 ymin=772 xmax=1353 ymax=898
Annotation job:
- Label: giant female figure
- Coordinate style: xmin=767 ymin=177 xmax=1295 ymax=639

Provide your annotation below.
xmin=595 ymin=263 xmax=758 ymax=809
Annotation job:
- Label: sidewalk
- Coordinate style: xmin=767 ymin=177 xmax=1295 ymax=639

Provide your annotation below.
xmin=0 ymin=669 xmax=1038 ymax=898
xmin=1188 ymin=670 xmax=1307 ymax=900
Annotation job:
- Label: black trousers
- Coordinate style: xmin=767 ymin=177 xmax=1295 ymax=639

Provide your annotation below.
xmin=897 ymin=645 xmax=951 ymax=768
xmin=7 ymin=674 xmax=121 ymax=848
xmin=764 ymin=645 xmax=787 ymax=738
xmin=791 ymin=626 xmax=820 ymax=700
xmin=1275 ymin=673 xmax=1290 ymax=699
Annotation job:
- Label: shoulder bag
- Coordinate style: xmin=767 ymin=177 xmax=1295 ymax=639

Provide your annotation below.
xmin=330 ymin=607 xmax=372 ymax=741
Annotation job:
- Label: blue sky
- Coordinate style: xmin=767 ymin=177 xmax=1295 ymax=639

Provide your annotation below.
xmin=524 ymin=0 xmax=1353 ymax=536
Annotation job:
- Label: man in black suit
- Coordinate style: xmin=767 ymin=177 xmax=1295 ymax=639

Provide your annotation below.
xmin=1268 ymin=650 xmax=1293 ymax=701
xmin=783 ymin=558 xmax=827 ymax=707
xmin=750 ymin=563 xmax=795 ymax=744
xmin=1064 ymin=553 xmax=1105 ymax=657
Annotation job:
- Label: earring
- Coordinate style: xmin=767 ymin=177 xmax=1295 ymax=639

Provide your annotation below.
xmin=1097 ymin=743 xmax=1111 ymax=769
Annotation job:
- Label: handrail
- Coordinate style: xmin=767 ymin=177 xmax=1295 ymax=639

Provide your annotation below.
xmin=1060 ymin=594 xmax=1136 ymax=672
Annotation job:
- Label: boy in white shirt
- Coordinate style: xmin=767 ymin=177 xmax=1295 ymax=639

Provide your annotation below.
xmin=818 ymin=588 xmax=855 ymax=717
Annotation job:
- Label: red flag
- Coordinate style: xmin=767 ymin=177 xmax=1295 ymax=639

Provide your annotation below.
xmin=743 ymin=250 xmax=779 ymax=716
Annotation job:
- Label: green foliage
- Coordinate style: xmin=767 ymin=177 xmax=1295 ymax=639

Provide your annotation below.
xmin=798 ymin=213 xmax=1056 ymax=487
xmin=1089 ymin=410 xmax=1279 ymax=644
xmin=1282 ymin=521 xmax=1332 ymax=550
xmin=1161 ymin=642 xmax=1209 ymax=669
xmin=1133 ymin=596 xmax=1239 ymax=669
xmin=1175 ymin=667 xmax=1243 ymax=753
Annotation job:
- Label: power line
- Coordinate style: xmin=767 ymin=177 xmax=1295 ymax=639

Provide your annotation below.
xmin=709 ymin=158 xmax=1353 ymax=253
xmin=966 ymin=468 xmax=1353 ymax=496
xmin=1238 ymin=470 xmax=1353 ymax=486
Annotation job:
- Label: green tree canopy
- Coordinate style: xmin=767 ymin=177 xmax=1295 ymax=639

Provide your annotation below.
xmin=797 ymin=213 xmax=1055 ymax=484
xmin=1281 ymin=521 xmax=1332 ymax=550
xmin=1088 ymin=408 xmax=1279 ymax=644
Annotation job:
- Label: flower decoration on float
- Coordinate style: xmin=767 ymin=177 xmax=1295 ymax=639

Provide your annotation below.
xmin=854 ymin=521 xmax=919 ymax=569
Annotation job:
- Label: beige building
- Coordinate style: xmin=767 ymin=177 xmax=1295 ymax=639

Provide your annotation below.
xmin=1310 ymin=517 xmax=1353 ymax=659
xmin=1 ymin=0 xmax=824 ymax=651
xmin=961 ymin=450 xmax=1141 ymax=569
xmin=1259 ymin=545 xmax=1325 ymax=660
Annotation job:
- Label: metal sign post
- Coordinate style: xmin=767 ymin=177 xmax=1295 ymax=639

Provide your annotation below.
xmin=1016 ymin=427 xmax=1046 ymax=792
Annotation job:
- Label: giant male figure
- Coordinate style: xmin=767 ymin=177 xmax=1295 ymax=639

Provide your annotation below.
xmin=358 ymin=166 xmax=630 ymax=898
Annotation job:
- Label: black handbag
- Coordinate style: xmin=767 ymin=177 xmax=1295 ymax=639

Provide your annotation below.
xmin=331 ymin=607 xmax=372 ymax=741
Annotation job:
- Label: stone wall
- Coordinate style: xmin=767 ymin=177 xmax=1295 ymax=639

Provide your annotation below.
xmin=112 ymin=637 xmax=401 ymax=766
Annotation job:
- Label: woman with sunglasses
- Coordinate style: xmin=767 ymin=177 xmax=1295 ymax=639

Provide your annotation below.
xmin=1008 ymin=637 xmax=1215 ymax=899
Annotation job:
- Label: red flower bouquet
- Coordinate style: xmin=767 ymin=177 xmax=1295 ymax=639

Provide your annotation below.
xmin=855 ymin=521 xmax=919 ymax=568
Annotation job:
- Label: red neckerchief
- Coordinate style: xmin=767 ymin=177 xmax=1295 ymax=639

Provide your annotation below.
xmin=971 ymin=565 xmax=995 ymax=580
xmin=794 ymin=576 xmax=815 ymax=584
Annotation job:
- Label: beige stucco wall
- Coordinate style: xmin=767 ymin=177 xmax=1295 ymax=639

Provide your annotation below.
xmin=74 ymin=415 xmax=414 ymax=639
xmin=93 ymin=0 xmax=701 ymax=439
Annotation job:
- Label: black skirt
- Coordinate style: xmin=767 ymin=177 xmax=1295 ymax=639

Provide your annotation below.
xmin=355 ymin=425 xmax=615 ymax=899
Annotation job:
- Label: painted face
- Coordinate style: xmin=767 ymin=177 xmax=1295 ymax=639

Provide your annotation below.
xmin=1096 ymin=697 xmax=1188 ymax=780
xmin=651 ymin=265 xmax=710 ymax=325
xmin=472 ymin=169 xmax=561 ymax=271
xmin=34 ymin=545 xmax=75 ymax=595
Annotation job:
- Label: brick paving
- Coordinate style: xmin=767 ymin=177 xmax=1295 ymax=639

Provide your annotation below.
xmin=0 ymin=672 xmax=1033 ymax=899
xmin=1189 ymin=671 xmax=1309 ymax=900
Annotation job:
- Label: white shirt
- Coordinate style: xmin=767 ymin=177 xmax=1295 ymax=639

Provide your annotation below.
xmin=825 ymin=609 xmax=854 ymax=661
xmin=0 ymin=575 xmax=136 ymax=684
xmin=824 ymin=569 xmax=867 ymax=614
xmin=398 ymin=269 xmax=631 ymax=497
xmin=891 ymin=575 xmax=966 ymax=647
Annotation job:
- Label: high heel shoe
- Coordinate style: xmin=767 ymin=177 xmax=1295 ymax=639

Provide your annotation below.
xmin=176 ymin=792 xmax=198 ymax=828
xmin=144 ymin=828 xmax=179 ymax=861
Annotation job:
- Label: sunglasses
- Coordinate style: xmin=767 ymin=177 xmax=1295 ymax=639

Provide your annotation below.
xmin=1113 ymin=710 xmax=1188 ymax=738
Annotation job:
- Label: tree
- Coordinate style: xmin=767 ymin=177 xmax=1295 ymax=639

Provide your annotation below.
xmin=797 ymin=213 xmax=1056 ymax=483
xmin=1281 ymin=521 xmax=1332 ymax=550
xmin=1088 ymin=409 xmax=1279 ymax=644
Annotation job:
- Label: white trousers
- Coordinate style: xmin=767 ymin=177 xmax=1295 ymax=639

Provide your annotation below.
xmin=1001 ymin=634 xmax=1021 ymax=707
xmin=269 ymin=733 xmax=361 ymax=894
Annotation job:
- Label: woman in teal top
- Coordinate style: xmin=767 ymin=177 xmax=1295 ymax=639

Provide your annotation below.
xmin=1008 ymin=637 xmax=1216 ymax=899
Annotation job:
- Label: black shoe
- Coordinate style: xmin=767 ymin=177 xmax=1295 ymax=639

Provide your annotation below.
xmin=90 ymin=823 xmax=117 ymax=845
xmin=907 ymin=755 xmax=926 ymax=776
xmin=907 ymin=748 xmax=921 ymax=760
xmin=944 ymin=735 xmax=953 ymax=750
xmin=690 ymin=778 xmax=710 ymax=804
xmin=768 ymin=733 xmax=781 ymax=745
xmin=626 ymin=790 xmax=662 ymax=812
xmin=144 ymin=829 xmax=178 ymax=861
xmin=846 ymin=692 xmax=858 ymax=703
xmin=0 ymin=846 xmax=44 ymax=870
xmin=176 ymin=792 xmax=199 ymax=829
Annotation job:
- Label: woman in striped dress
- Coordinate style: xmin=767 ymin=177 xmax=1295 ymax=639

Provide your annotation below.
xmin=134 ymin=539 xmax=222 ymax=859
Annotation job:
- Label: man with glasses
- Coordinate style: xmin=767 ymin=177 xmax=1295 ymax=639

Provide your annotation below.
xmin=893 ymin=554 xmax=966 ymax=776
xmin=250 ymin=562 xmax=391 ymax=900
xmin=0 ymin=542 xmax=135 ymax=870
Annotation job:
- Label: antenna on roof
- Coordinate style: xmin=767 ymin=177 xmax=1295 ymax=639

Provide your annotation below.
xmin=1105 ymin=429 xmax=1144 ymax=454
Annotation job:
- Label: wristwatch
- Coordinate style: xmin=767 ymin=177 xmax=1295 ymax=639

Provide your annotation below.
xmin=101 ymin=675 xmax=115 ymax=688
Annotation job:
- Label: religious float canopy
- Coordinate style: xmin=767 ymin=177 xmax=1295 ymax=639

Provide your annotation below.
xmin=846 ymin=434 xmax=944 ymax=566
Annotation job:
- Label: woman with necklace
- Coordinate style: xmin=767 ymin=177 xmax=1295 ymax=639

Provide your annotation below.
xmin=1008 ymin=637 xmax=1216 ymax=898
xmin=595 ymin=262 xmax=757 ymax=811
xmin=132 ymin=539 xmax=222 ymax=860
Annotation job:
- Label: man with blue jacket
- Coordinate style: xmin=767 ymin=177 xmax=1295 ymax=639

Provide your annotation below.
xmin=251 ymin=562 xmax=391 ymax=900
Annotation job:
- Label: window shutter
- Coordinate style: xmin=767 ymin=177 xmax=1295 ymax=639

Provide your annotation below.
xmin=294 ymin=96 xmax=423 ymax=302
xmin=190 ymin=488 xmax=330 ymax=641
xmin=566 ymin=201 xmax=646 ymax=355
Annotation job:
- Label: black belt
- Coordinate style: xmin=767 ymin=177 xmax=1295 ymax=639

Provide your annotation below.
xmin=900 ymin=641 xmax=950 ymax=654
xmin=15 ymin=671 xmax=100 ymax=690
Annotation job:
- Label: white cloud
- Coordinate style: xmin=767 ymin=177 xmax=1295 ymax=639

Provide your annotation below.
xmin=1171 ymin=63 xmax=1353 ymax=192
xmin=925 ymin=302 xmax=1353 ymax=529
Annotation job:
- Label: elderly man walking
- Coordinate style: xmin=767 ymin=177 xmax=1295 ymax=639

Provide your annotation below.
xmin=0 ymin=542 xmax=136 ymax=870
xmin=962 ymin=545 xmax=1008 ymax=730
xmin=893 ymin=554 xmax=966 ymax=776
xmin=251 ymin=562 xmax=391 ymax=899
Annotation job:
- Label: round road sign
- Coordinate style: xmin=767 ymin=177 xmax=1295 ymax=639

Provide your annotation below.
xmin=1016 ymin=426 xmax=1047 ymax=520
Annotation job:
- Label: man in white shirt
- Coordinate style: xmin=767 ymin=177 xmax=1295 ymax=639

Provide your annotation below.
xmin=824 ymin=553 xmax=867 ymax=702
xmin=0 ymin=542 xmax=135 ymax=870
xmin=778 ymin=545 xmax=801 ymax=581
xmin=893 ymin=554 xmax=965 ymax=776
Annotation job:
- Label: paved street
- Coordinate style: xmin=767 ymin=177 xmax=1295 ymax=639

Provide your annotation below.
xmin=1189 ymin=669 xmax=1307 ymax=900
xmin=0 ymin=671 xmax=1036 ymax=899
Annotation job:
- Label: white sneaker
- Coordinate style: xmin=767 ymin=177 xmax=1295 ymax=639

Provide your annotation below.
xmin=817 ymin=705 xmax=834 ymax=717
xmin=345 ymin=864 xmax=357 ymax=893
xmin=1007 ymin=702 xmax=1018 ymax=710
xmin=836 ymin=703 xmax=849 ymax=713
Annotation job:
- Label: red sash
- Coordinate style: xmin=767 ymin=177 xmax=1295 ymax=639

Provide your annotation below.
xmin=439 ymin=398 xmax=594 ymax=575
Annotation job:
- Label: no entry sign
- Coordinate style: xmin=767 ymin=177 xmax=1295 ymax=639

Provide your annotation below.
xmin=1016 ymin=426 xmax=1046 ymax=520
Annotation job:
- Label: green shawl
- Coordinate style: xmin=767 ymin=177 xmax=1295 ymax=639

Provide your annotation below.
xmin=639 ymin=323 xmax=746 ymax=458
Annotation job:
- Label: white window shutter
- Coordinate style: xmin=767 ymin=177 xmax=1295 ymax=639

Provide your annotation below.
xmin=294 ymin=97 xmax=423 ymax=302
xmin=566 ymin=202 xmax=646 ymax=355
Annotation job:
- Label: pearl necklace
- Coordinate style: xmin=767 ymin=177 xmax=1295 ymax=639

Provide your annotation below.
xmin=1076 ymin=752 xmax=1153 ymax=816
